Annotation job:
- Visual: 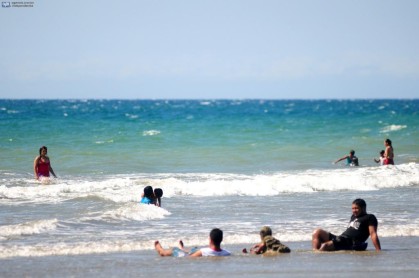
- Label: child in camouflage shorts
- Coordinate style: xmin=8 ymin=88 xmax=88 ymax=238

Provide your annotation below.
xmin=243 ymin=226 xmax=291 ymax=254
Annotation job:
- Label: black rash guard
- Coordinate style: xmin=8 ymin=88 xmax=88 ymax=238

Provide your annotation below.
xmin=341 ymin=213 xmax=378 ymax=243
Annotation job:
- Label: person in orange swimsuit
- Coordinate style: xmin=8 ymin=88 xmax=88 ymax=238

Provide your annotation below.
xmin=34 ymin=146 xmax=57 ymax=180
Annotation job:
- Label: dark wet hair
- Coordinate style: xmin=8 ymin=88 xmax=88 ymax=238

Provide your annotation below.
xmin=352 ymin=198 xmax=367 ymax=210
xmin=210 ymin=228 xmax=223 ymax=246
xmin=143 ymin=186 xmax=154 ymax=198
xmin=260 ymin=226 xmax=272 ymax=238
xmin=380 ymin=150 xmax=385 ymax=155
xmin=154 ymin=188 xmax=163 ymax=198
xmin=350 ymin=150 xmax=355 ymax=155
xmin=39 ymin=146 xmax=47 ymax=155
xmin=385 ymin=138 xmax=392 ymax=146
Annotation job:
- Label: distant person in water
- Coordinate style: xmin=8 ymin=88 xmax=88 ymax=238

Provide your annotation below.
xmin=34 ymin=146 xmax=57 ymax=180
xmin=374 ymin=150 xmax=385 ymax=165
xmin=140 ymin=186 xmax=164 ymax=206
xmin=154 ymin=228 xmax=231 ymax=257
xmin=383 ymin=139 xmax=394 ymax=165
xmin=140 ymin=186 xmax=155 ymax=205
xmin=242 ymin=226 xmax=290 ymax=255
xmin=334 ymin=150 xmax=359 ymax=166
xmin=154 ymin=188 xmax=163 ymax=207
xmin=312 ymin=198 xmax=381 ymax=251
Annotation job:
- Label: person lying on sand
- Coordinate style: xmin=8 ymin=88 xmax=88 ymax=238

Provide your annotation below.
xmin=155 ymin=228 xmax=231 ymax=257
xmin=242 ymin=226 xmax=290 ymax=255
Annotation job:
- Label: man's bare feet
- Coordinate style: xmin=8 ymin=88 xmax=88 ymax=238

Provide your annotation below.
xmin=154 ymin=240 xmax=172 ymax=256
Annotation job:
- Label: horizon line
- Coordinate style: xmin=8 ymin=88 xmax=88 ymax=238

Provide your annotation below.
xmin=1 ymin=97 xmax=417 ymax=101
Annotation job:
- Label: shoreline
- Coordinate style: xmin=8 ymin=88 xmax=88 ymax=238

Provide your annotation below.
xmin=1 ymin=237 xmax=419 ymax=277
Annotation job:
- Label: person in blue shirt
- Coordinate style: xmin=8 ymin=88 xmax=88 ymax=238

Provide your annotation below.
xmin=140 ymin=186 xmax=164 ymax=206
xmin=334 ymin=150 xmax=359 ymax=166
xmin=140 ymin=186 xmax=155 ymax=204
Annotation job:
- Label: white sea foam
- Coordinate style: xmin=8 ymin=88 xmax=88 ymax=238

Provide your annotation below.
xmin=0 ymin=223 xmax=417 ymax=258
xmin=142 ymin=130 xmax=161 ymax=136
xmin=0 ymin=163 xmax=417 ymax=203
xmin=0 ymin=239 xmax=152 ymax=259
xmin=81 ymin=203 xmax=171 ymax=222
xmin=379 ymin=223 xmax=419 ymax=238
xmin=380 ymin=124 xmax=407 ymax=133
xmin=125 ymin=113 xmax=139 ymax=119
xmin=0 ymin=219 xmax=58 ymax=240
xmin=95 ymin=140 xmax=114 ymax=144
xmin=149 ymin=163 xmax=419 ymax=197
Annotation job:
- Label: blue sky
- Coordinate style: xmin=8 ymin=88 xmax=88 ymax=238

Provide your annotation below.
xmin=1 ymin=0 xmax=418 ymax=99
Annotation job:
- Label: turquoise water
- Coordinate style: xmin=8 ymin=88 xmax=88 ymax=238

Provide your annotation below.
xmin=0 ymin=99 xmax=418 ymax=277
xmin=1 ymin=99 xmax=417 ymax=175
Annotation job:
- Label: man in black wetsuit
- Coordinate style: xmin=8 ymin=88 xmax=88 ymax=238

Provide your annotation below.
xmin=312 ymin=198 xmax=381 ymax=251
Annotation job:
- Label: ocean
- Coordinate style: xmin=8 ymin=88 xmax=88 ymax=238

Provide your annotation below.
xmin=0 ymin=99 xmax=418 ymax=277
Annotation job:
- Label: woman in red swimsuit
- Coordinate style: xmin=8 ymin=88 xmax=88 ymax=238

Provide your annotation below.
xmin=34 ymin=146 xmax=57 ymax=180
xmin=383 ymin=138 xmax=394 ymax=165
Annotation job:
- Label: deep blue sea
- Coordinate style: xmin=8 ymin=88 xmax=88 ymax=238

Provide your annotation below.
xmin=0 ymin=99 xmax=418 ymax=277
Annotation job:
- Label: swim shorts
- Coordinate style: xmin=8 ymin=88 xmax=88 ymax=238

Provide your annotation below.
xmin=328 ymin=233 xmax=354 ymax=251
xmin=172 ymin=247 xmax=199 ymax=257
xmin=172 ymin=247 xmax=187 ymax=257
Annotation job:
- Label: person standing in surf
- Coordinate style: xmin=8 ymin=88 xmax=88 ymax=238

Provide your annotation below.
xmin=34 ymin=146 xmax=57 ymax=180
xmin=374 ymin=150 xmax=385 ymax=165
xmin=383 ymin=138 xmax=394 ymax=165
